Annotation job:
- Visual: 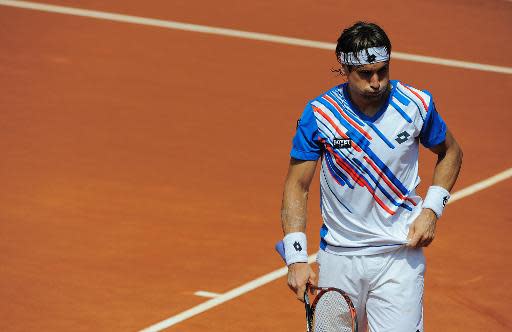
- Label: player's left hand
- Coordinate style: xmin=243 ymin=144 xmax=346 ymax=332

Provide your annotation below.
xmin=407 ymin=209 xmax=438 ymax=247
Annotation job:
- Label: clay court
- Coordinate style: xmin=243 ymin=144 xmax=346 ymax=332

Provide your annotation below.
xmin=1 ymin=0 xmax=511 ymax=331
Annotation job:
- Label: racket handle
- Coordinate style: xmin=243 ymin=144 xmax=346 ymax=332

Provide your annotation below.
xmin=304 ymin=283 xmax=313 ymax=332
xmin=274 ymin=240 xmax=286 ymax=263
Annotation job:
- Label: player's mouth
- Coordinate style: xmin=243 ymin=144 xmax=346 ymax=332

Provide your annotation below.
xmin=364 ymin=90 xmax=385 ymax=99
xmin=364 ymin=85 xmax=390 ymax=99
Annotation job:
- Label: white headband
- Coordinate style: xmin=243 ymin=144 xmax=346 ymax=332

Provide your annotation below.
xmin=339 ymin=46 xmax=390 ymax=66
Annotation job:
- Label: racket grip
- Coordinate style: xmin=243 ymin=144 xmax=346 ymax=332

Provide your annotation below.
xmin=274 ymin=240 xmax=286 ymax=263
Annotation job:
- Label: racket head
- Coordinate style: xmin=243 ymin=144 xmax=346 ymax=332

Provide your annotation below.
xmin=309 ymin=286 xmax=358 ymax=332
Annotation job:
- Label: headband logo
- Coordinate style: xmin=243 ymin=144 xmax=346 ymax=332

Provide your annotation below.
xmin=340 ymin=46 xmax=390 ymax=66
xmin=367 ymin=54 xmax=376 ymax=63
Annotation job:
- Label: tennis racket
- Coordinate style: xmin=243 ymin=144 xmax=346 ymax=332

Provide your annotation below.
xmin=304 ymin=284 xmax=358 ymax=332
xmin=275 ymin=240 xmax=358 ymax=332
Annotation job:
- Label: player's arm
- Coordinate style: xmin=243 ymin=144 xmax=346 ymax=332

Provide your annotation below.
xmin=408 ymin=129 xmax=463 ymax=247
xmin=428 ymin=129 xmax=463 ymax=191
xmin=281 ymin=157 xmax=318 ymax=301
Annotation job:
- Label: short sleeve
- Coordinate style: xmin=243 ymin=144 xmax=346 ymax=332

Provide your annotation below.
xmin=419 ymin=96 xmax=447 ymax=148
xmin=290 ymin=103 xmax=322 ymax=160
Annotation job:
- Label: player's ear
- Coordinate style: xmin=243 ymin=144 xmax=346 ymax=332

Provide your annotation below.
xmin=332 ymin=64 xmax=350 ymax=77
xmin=340 ymin=64 xmax=350 ymax=76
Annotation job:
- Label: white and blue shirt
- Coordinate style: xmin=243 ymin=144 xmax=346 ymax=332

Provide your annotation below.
xmin=291 ymin=80 xmax=446 ymax=255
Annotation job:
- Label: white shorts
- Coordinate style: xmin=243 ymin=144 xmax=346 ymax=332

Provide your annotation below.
xmin=317 ymin=246 xmax=425 ymax=332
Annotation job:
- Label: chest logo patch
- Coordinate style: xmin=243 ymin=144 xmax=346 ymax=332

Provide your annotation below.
xmin=395 ymin=131 xmax=410 ymax=144
xmin=333 ymin=138 xmax=352 ymax=149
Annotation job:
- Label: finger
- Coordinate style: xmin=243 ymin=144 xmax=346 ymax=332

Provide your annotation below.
xmin=308 ymin=270 xmax=317 ymax=286
xmin=407 ymin=235 xmax=417 ymax=247
xmin=408 ymin=233 xmax=422 ymax=247
xmin=420 ymin=233 xmax=434 ymax=247
xmin=421 ymin=229 xmax=435 ymax=245
xmin=296 ymin=284 xmax=306 ymax=302
xmin=406 ymin=223 xmax=416 ymax=243
xmin=287 ymin=275 xmax=298 ymax=293
xmin=422 ymin=235 xmax=434 ymax=247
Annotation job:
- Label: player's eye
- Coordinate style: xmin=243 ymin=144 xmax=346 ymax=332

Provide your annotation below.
xmin=378 ymin=65 xmax=389 ymax=74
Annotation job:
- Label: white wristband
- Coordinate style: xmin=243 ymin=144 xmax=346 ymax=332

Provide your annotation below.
xmin=422 ymin=185 xmax=450 ymax=219
xmin=283 ymin=232 xmax=308 ymax=265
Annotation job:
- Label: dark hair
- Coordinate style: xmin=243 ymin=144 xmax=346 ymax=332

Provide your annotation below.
xmin=335 ymin=21 xmax=391 ymax=72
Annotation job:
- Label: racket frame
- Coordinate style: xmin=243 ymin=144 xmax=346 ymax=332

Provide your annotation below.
xmin=305 ymin=285 xmax=358 ymax=332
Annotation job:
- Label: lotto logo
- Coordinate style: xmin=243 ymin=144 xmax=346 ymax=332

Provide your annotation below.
xmin=333 ymin=138 xmax=352 ymax=149
xmin=395 ymin=131 xmax=410 ymax=144
xmin=293 ymin=241 xmax=302 ymax=252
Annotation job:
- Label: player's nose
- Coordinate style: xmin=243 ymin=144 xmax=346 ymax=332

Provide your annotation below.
xmin=369 ymin=73 xmax=380 ymax=89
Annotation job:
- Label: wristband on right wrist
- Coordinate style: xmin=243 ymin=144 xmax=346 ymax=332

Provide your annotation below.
xmin=283 ymin=232 xmax=308 ymax=266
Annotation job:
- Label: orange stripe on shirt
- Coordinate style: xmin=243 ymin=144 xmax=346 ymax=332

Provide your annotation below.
xmin=313 ymin=105 xmax=362 ymax=153
xmin=402 ymin=84 xmax=428 ymax=110
xmin=323 ymin=142 xmax=396 ymax=215
xmin=363 ymin=156 xmax=417 ymax=206
xmin=322 ymin=95 xmax=373 ymax=140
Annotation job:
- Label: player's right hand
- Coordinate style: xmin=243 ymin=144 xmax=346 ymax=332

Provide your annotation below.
xmin=287 ymin=262 xmax=316 ymax=302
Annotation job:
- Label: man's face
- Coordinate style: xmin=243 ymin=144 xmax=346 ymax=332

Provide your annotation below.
xmin=345 ymin=61 xmax=390 ymax=102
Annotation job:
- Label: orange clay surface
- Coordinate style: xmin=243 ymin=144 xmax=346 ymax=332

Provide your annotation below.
xmin=0 ymin=1 xmax=511 ymax=331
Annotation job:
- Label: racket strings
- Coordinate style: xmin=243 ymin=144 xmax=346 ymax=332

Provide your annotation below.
xmin=313 ymin=291 xmax=353 ymax=332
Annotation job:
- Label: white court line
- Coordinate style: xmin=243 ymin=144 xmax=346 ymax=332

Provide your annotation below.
xmin=0 ymin=0 xmax=511 ymax=74
xmin=138 ymin=254 xmax=318 ymax=332
xmin=139 ymin=266 xmax=287 ymax=332
xmin=139 ymin=168 xmax=512 ymax=332
xmin=449 ymin=168 xmax=512 ymax=203
xmin=194 ymin=291 xmax=221 ymax=299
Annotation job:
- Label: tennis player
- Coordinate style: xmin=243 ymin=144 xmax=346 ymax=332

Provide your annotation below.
xmin=280 ymin=21 xmax=463 ymax=331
